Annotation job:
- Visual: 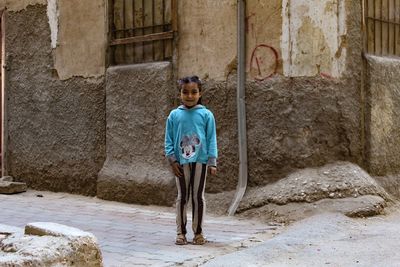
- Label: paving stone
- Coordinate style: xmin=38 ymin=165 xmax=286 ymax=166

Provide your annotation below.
xmin=0 ymin=190 xmax=280 ymax=266
xmin=25 ymin=222 xmax=97 ymax=239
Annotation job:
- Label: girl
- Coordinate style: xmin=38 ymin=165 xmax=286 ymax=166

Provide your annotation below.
xmin=165 ymin=75 xmax=218 ymax=245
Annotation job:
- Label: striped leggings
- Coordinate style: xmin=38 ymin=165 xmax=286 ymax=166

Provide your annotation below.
xmin=175 ymin=162 xmax=208 ymax=235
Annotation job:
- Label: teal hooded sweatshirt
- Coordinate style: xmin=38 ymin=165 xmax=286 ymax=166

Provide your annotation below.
xmin=165 ymin=104 xmax=218 ymax=166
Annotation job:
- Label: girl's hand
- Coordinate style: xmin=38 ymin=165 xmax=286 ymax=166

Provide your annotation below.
xmin=171 ymin=162 xmax=183 ymax=178
xmin=209 ymin=166 xmax=217 ymax=176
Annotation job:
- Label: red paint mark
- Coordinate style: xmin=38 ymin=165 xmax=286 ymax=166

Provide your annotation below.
xmin=320 ymin=72 xmax=333 ymax=79
xmin=255 ymin=57 xmax=261 ymax=75
xmin=250 ymin=44 xmax=279 ymax=81
xmin=245 ymin=13 xmax=256 ymax=33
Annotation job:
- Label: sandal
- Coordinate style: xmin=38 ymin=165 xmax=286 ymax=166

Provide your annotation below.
xmin=175 ymin=234 xmax=187 ymax=245
xmin=193 ymin=234 xmax=206 ymax=245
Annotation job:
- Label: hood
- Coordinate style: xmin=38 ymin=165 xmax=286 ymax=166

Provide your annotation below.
xmin=178 ymin=104 xmax=205 ymax=110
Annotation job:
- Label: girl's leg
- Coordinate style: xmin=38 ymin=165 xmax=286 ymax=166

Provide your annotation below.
xmin=190 ymin=163 xmax=208 ymax=235
xmin=175 ymin=164 xmax=191 ymax=236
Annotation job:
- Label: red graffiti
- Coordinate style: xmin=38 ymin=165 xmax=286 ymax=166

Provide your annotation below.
xmin=250 ymin=44 xmax=279 ymax=81
xmin=245 ymin=13 xmax=256 ymax=33
xmin=245 ymin=13 xmax=256 ymax=39
xmin=320 ymin=72 xmax=333 ymax=79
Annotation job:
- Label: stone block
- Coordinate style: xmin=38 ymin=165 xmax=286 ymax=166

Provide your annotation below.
xmin=0 ymin=181 xmax=27 ymax=194
xmin=25 ymin=222 xmax=96 ymax=239
xmin=0 ymin=176 xmax=13 ymax=182
xmin=0 ymin=223 xmax=22 ymax=235
xmin=365 ymin=55 xmax=400 ymax=175
xmin=97 ymin=62 xmax=176 ymax=206
xmin=0 ymin=222 xmax=104 ymax=267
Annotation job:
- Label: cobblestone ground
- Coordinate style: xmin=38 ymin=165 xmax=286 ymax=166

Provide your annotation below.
xmin=0 ymin=190 xmax=281 ymax=267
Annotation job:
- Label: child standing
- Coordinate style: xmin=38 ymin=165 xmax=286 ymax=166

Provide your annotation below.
xmin=165 ymin=75 xmax=218 ymax=245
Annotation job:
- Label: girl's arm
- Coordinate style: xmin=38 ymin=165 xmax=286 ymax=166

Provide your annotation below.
xmin=165 ymin=115 xmax=177 ymax=164
xmin=165 ymin=114 xmax=183 ymax=178
xmin=206 ymin=112 xmax=218 ymax=168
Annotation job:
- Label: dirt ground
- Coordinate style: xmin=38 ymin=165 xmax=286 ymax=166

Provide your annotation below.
xmin=203 ymin=203 xmax=400 ymax=266
xmin=206 ymin=162 xmax=391 ymax=225
xmin=203 ymin=163 xmax=400 ymax=266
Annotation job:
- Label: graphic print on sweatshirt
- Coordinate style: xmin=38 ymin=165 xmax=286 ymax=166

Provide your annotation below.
xmin=180 ymin=134 xmax=201 ymax=159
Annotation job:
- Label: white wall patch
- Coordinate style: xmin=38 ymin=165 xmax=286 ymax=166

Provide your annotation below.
xmin=47 ymin=0 xmax=59 ymax=49
xmin=281 ymin=0 xmax=347 ymax=78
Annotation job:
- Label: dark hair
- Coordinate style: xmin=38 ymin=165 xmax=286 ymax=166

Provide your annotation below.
xmin=178 ymin=75 xmax=202 ymax=104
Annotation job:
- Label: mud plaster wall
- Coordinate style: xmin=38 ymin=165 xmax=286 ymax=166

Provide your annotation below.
xmin=2 ymin=0 xmax=363 ymax=199
xmin=1 ymin=0 xmax=106 ymax=80
xmin=177 ymin=0 xmax=283 ymax=81
xmin=5 ymin=5 xmax=106 ymax=195
xmin=97 ymin=63 xmax=176 ymax=206
xmin=178 ymin=0 xmax=282 ymax=81
xmin=177 ymin=0 xmax=237 ymax=80
xmin=178 ymin=0 xmax=346 ymax=81
xmin=282 ymin=0 xmax=346 ymax=77
xmin=54 ymin=0 xmax=106 ymax=80
xmin=0 ymin=0 xmax=46 ymax=11
xmin=365 ymin=55 xmax=400 ymax=176
xmin=201 ymin=0 xmax=362 ymax=192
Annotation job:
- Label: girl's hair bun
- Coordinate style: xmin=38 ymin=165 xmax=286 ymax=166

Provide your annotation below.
xmin=178 ymin=75 xmax=202 ymax=85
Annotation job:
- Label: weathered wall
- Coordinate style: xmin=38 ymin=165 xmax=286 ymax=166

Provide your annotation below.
xmin=365 ymin=55 xmax=400 ymax=175
xmin=0 ymin=0 xmax=106 ymax=79
xmin=247 ymin=0 xmax=282 ymax=79
xmin=203 ymin=76 xmax=361 ymax=192
xmin=175 ymin=0 xmax=362 ymax=193
xmin=2 ymin=0 xmax=366 ymax=202
xmin=97 ymin=63 xmax=176 ymax=205
xmin=196 ymin=0 xmax=362 ymax=192
xmin=5 ymin=5 xmax=106 ymax=195
xmin=282 ymin=0 xmax=346 ymax=77
xmin=177 ymin=0 xmax=283 ymax=80
xmin=0 ymin=0 xmax=46 ymax=11
xmin=178 ymin=0 xmax=347 ymax=81
xmin=54 ymin=0 xmax=106 ymax=79
xmin=177 ymin=0 xmax=237 ymax=80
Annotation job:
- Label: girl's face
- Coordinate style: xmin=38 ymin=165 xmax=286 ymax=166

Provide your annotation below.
xmin=180 ymin=82 xmax=201 ymax=108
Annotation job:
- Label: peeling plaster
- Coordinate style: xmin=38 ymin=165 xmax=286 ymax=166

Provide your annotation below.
xmin=54 ymin=0 xmax=106 ymax=80
xmin=281 ymin=0 xmax=347 ymax=77
xmin=4 ymin=0 xmax=46 ymax=11
xmin=47 ymin=0 xmax=58 ymax=49
xmin=178 ymin=0 xmax=236 ymax=80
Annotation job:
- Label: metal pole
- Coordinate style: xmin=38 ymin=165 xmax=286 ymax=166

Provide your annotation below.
xmin=1 ymin=11 xmax=7 ymax=176
xmin=228 ymin=0 xmax=248 ymax=216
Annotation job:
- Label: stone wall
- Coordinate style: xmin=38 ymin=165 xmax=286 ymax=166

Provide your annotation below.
xmin=364 ymin=55 xmax=400 ymax=175
xmin=5 ymin=5 xmax=106 ymax=195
